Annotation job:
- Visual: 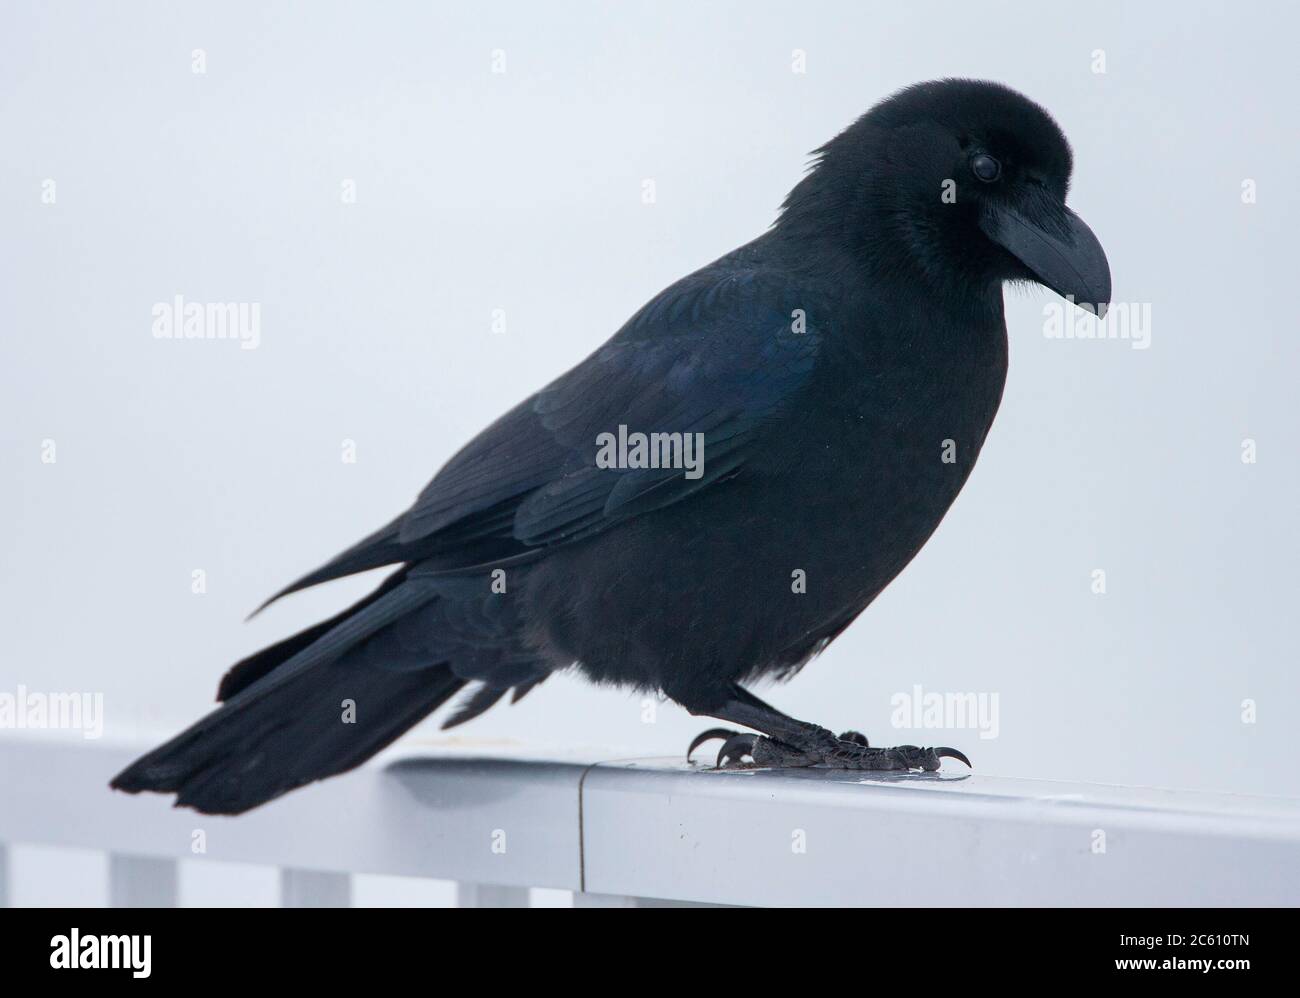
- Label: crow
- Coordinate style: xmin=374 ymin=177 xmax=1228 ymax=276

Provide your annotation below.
xmin=112 ymin=79 xmax=1110 ymax=814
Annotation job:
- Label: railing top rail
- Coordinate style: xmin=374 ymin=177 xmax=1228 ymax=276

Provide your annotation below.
xmin=3 ymin=736 xmax=1298 ymax=906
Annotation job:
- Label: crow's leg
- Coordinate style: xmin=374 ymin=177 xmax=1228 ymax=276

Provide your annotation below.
xmin=682 ymin=683 xmax=969 ymax=772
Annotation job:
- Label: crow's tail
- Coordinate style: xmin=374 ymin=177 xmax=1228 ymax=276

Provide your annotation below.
xmin=111 ymin=577 xmax=466 ymax=815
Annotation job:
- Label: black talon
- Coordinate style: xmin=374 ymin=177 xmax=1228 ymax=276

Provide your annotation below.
xmin=934 ymin=746 xmax=972 ymax=768
xmin=717 ymin=733 xmax=760 ymax=767
xmin=687 ymin=728 xmax=739 ymax=762
xmin=691 ymin=726 xmax=968 ymax=772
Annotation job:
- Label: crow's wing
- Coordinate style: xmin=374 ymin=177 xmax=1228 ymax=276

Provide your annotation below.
xmin=265 ymin=261 xmax=826 ymax=605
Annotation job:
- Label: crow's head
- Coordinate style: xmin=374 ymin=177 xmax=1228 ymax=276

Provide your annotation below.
xmin=779 ymin=78 xmax=1110 ymax=317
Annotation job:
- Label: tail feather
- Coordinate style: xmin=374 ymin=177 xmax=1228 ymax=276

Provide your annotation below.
xmin=217 ymin=569 xmax=407 ymax=702
xmin=114 ymin=660 xmax=465 ymax=814
xmin=441 ymin=684 xmax=508 ymax=729
xmin=112 ymin=579 xmax=464 ymax=814
xmin=250 ymin=515 xmax=410 ymax=615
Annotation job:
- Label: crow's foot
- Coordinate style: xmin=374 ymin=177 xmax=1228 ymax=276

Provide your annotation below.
xmin=686 ymin=726 xmax=970 ymax=772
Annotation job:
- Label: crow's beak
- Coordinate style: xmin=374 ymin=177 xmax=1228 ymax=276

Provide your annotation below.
xmin=980 ymin=200 xmax=1111 ymax=319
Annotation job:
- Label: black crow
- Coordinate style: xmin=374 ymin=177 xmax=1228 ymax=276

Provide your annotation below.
xmin=112 ymin=79 xmax=1109 ymax=814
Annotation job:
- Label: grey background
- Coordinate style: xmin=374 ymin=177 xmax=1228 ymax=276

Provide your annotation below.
xmin=2 ymin=1 xmax=1296 ymax=901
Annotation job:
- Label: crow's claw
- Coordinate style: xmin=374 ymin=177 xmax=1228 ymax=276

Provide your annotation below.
xmin=716 ymin=733 xmax=761 ymax=768
xmin=686 ymin=728 xmax=765 ymax=767
xmin=934 ymin=746 xmax=972 ymax=768
xmin=687 ymin=726 xmax=970 ymax=772
xmin=881 ymin=744 xmax=972 ymax=772
xmin=687 ymin=727 xmax=742 ymax=762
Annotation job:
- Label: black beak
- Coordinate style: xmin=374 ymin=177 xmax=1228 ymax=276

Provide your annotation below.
xmin=980 ymin=201 xmax=1111 ymax=318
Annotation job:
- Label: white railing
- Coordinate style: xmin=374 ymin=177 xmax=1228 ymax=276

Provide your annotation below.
xmin=2 ymin=736 xmax=1298 ymax=907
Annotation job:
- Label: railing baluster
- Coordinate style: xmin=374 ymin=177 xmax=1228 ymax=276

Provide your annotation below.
xmin=280 ymin=868 xmax=352 ymax=907
xmin=109 ymin=853 xmax=178 ymax=907
xmin=573 ymin=891 xmax=730 ymax=907
xmin=573 ymin=891 xmax=641 ymax=907
xmin=456 ymin=882 xmax=530 ymax=907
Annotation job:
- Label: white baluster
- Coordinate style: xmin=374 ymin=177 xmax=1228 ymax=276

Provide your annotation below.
xmin=109 ymin=854 xmax=178 ymax=907
xmin=456 ymin=882 xmax=530 ymax=907
xmin=574 ymin=892 xmax=728 ymax=907
xmin=572 ymin=891 xmax=641 ymax=907
xmin=280 ymin=868 xmax=352 ymax=907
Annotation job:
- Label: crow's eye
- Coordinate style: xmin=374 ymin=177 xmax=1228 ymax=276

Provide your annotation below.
xmin=971 ymin=154 xmax=1001 ymax=182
